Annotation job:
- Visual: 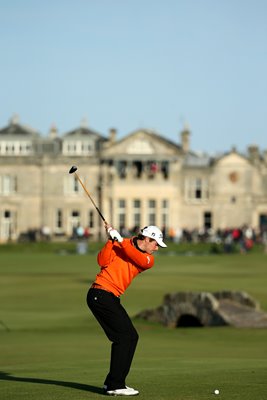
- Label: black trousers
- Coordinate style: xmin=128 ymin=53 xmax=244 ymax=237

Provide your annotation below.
xmin=87 ymin=288 xmax=139 ymax=390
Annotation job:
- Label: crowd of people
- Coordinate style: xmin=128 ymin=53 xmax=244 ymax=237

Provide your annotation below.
xmin=120 ymin=224 xmax=267 ymax=254
xmin=17 ymin=223 xmax=267 ymax=254
xmin=166 ymin=225 xmax=267 ymax=253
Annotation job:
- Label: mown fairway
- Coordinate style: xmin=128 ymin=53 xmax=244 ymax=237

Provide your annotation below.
xmin=1 ymin=245 xmax=267 ymax=399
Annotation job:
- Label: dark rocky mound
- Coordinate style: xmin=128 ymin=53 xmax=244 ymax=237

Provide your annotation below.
xmin=136 ymin=291 xmax=267 ymax=328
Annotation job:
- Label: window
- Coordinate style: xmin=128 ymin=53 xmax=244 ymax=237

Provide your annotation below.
xmin=147 ymin=161 xmax=158 ymax=179
xmin=133 ymin=199 xmax=141 ymax=228
xmin=89 ymin=210 xmax=94 ymax=228
xmin=82 ymin=143 xmax=92 ymax=153
xmin=259 ymin=214 xmax=267 ymax=230
xmin=133 ymin=161 xmax=143 ymax=178
xmin=148 ymin=199 xmax=156 ymax=225
xmin=118 ymin=161 xmax=127 ymax=179
xmin=148 ymin=199 xmax=156 ymax=208
xmin=185 ymin=177 xmax=209 ymax=201
xmin=162 ymin=199 xmax=169 ymax=228
xmin=0 ymin=175 xmax=17 ymax=195
xmin=62 ymin=140 xmax=94 ymax=156
xmin=118 ymin=199 xmax=126 ymax=229
xmin=4 ymin=210 xmax=11 ymax=218
xmin=0 ymin=141 xmax=32 ymax=155
xmin=133 ymin=199 xmax=141 ymax=208
xmin=204 ymin=212 xmax=212 ymax=229
xmin=162 ymin=199 xmax=168 ymax=208
xmin=69 ymin=210 xmax=80 ymax=233
xmin=118 ymin=199 xmax=126 ymax=208
xmin=64 ymin=175 xmax=81 ymax=194
xmin=73 ymin=177 xmax=79 ymax=193
xmin=195 ymin=178 xmax=202 ymax=199
xmin=56 ymin=209 xmax=63 ymax=229
xmin=68 ymin=142 xmax=76 ymax=153
xmin=161 ymin=161 xmax=169 ymax=179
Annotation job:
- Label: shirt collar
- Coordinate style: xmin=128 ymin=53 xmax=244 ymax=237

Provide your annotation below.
xmin=132 ymin=237 xmax=146 ymax=253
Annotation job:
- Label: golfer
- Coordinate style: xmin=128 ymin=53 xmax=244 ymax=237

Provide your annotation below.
xmin=87 ymin=224 xmax=167 ymax=396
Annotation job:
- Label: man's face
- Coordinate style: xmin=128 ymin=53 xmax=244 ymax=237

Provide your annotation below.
xmin=143 ymin=237 xmax=159 ymax=254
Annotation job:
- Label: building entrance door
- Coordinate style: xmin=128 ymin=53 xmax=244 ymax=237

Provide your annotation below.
xmin=69 ymin=210 xmax=81 ymax=237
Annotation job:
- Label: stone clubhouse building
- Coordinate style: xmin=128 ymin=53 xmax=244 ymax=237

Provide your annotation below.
xmin=0 ymin=115 xmax=267 ymax=242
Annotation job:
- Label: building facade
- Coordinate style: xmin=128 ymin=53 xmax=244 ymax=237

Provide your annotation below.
xmin=0 ymin=116 xmax=267 ymax=242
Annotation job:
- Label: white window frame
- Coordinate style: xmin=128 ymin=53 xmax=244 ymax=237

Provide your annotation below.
xmin=55 ymin=209 xmax=63 ymax=232
xmin=132 ymin=199 xmax=141 ymax=228
xmin=62 ymin=140 xmax=94 ymax=156
xmin=148 ymin=199 xmax=156 ymax=226
xmin=64 ymin=175 xmax=83 ymax=195
xmin=185 ymin=177 xmax=209 ymax=202
xmin=161 ymin=199 xmax=169 ymax=228
xmin=0 ymin=175 xmax=17 ymax=195
xmin=0 ymin=141 xmax=32 ymax=155
xmin=118 ymin=199 xmax=126 ymax=229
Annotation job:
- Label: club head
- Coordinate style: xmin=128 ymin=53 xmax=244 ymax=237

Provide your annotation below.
xmin=69 ymin=166 xmax=77 ymax=174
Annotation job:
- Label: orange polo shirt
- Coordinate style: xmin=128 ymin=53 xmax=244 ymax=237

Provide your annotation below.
xmin=94 ymin=238 xmax=154 ymax=297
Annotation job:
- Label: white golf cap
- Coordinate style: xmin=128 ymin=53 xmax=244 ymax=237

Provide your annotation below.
xmin=140 ymin=226 xmax=167 ymax=248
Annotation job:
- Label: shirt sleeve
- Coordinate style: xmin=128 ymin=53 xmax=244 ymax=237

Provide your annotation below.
xmin=97 ymin=240 xmax=114 ymax=267
xmin=120 ymin=239 xmax=154 ymax=269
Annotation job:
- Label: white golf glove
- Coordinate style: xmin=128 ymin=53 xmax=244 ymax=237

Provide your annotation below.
xmin=107 ymin=227 xmax=123 ymax=243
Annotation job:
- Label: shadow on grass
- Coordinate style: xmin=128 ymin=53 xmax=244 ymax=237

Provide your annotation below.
xmin=0 ymin=371 xmax=104 ymax=395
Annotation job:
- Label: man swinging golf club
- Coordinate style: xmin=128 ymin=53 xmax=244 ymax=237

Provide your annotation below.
xmin=87 ymin=223 xmax=167 ymax=396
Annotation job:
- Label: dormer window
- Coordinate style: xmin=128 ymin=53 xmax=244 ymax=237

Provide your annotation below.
xmin=0 ymin=141 xmax=32 ymax=155
xmin=62 ymin=140 xmax=94 ymax=155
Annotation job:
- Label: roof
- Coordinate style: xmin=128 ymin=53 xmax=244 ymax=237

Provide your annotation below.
xmin=113 ymin=128 xmax=182 ymax=151
xmin=63 ymin=126 xmax=107 ymax=141
xmin=0 ymin=122 xmax=40 ymax=138
xmin=183 ymin=151 xmax=213 ymax=167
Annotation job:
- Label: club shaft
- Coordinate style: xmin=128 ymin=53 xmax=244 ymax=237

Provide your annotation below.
xmin=74 ymin=173 xmax=107 ymax=223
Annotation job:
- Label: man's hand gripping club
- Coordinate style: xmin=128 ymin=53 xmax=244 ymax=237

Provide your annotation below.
xmin=104 ymin=223 xmax=124 ymax=243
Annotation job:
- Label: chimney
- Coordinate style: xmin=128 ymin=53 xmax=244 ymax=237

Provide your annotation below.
xmin=10 ymin=114 xmax=19 ymax=125
xmin=109 ymin=128 xmax=117 ymax=144
xmin=49 ymin=124 xmax=58 ymax=139
xmin=248 ymin=145 xmax=260 ymax=164
xmin=180 ymin=124 xmax=190 ymax=153
xmin=81 ymin=117 xmax=88 ymax=128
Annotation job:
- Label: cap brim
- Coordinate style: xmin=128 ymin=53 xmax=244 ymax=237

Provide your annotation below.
xmin=156 ymin=239 xmax=167 ymax=248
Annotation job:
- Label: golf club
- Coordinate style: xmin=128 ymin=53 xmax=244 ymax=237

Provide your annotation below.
xmin=69 ymin=166 xmax=107 ymax=224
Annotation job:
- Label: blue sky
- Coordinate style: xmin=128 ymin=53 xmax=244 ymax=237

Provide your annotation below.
xmin=1 ymin=0 xmax=266 ymax=154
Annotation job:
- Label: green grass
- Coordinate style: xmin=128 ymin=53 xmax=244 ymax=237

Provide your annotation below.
xmin=0 ymin=247 xmax=267 ymax=399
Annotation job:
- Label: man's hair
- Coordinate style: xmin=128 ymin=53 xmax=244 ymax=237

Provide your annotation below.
xmin=137 ymin=233 xmax=145 ymax=240
xmin=137 ymin=233 xmax=155 ymax=242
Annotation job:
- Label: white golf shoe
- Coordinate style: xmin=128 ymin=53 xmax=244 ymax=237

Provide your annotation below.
xmin=104 ymin=386 xmax=139 ymax=396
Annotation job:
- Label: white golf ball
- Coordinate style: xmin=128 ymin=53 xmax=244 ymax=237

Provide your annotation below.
xmin=214 ymin=389 xmax=220 ymax=395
